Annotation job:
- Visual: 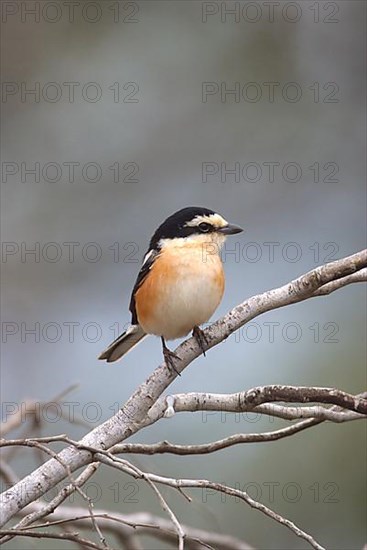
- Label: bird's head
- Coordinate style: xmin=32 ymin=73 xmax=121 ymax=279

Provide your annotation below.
xmin=150 ymin=206 xmax=243 ymax=251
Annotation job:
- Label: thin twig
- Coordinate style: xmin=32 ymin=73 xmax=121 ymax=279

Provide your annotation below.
xmin=0 ymin=529 xmax=113 ymax=550
xmin=90 ymin=452 xmax=325 ymax=550
xmin=12 ymin=505 xmax=253 ymax=550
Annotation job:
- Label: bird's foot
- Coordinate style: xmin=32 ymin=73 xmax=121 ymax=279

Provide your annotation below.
xmin=192 ymin=325 xmax=209 ymax=357
xmin=161 ymin=337 xmax=181 ymax=376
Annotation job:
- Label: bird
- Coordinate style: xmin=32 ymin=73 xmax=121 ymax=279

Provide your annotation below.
xmin=98 ymin=206 xmax=243 ymax=370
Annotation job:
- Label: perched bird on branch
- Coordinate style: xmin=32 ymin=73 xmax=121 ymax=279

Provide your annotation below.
xmin=99 ymin=206 xmax=243 ymax=370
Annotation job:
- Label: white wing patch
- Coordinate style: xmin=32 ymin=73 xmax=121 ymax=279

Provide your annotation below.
xmin=142 ymin=249 xmax=155 ymax=267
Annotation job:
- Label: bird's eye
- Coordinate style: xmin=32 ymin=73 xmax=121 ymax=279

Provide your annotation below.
xmin=198 ymin=222 xmax=211 ymax=233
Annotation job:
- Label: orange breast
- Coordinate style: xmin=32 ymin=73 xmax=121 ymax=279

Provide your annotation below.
xmin=135 ymin=243 xmax=224 ymax=340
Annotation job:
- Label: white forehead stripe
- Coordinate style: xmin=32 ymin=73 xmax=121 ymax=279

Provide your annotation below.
xmin=185 ymin=213 xmax=228 ymax=228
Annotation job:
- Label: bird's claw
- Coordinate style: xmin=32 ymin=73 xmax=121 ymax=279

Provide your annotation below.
xmin=162 ymin=346 xmax=181 ymax=376
xmin=192 ymin=325 xmax=209 ymax=356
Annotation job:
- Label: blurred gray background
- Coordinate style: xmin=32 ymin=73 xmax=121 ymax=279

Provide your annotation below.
xmin=1 ymin=1 xmax=366 ymax=548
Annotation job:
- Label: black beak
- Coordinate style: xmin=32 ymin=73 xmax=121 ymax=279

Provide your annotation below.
xmin=218 ymin=224 xmax=243 ymax=235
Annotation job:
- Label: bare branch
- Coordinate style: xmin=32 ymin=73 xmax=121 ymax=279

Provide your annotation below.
xmin=0 ymin=528 xmax=112 ymax=550
xmin=13 ymin=503 xmax=253 ymax=550
xmin=133 ymin=387 xmax=367 ymax=430
xmin=0 ymin=458 xmax=251 ymax=549
xmin=235 ymin=386 xmax=367 ymax=413
xmin=86 ymin=452 xmax=325 ymax=550
xmin=313 ymin=268 xmax=367 ymax=296
xmin=0 ymin=249 xmax=365 ymax=534
xmin=2 ymin=388 xmax=365 ymax=458
xmin=110 ymin=418 xmax=360 ymax=456
xmin=2 ymin=440 xmax=319 ymax=549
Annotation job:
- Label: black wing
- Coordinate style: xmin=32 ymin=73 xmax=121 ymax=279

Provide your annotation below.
xmin=129 ymin=249 xmax=159 ymax=324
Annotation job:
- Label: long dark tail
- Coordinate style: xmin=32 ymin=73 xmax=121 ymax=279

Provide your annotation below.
xmin=98 ymin=325 xmax=147 ymax=363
